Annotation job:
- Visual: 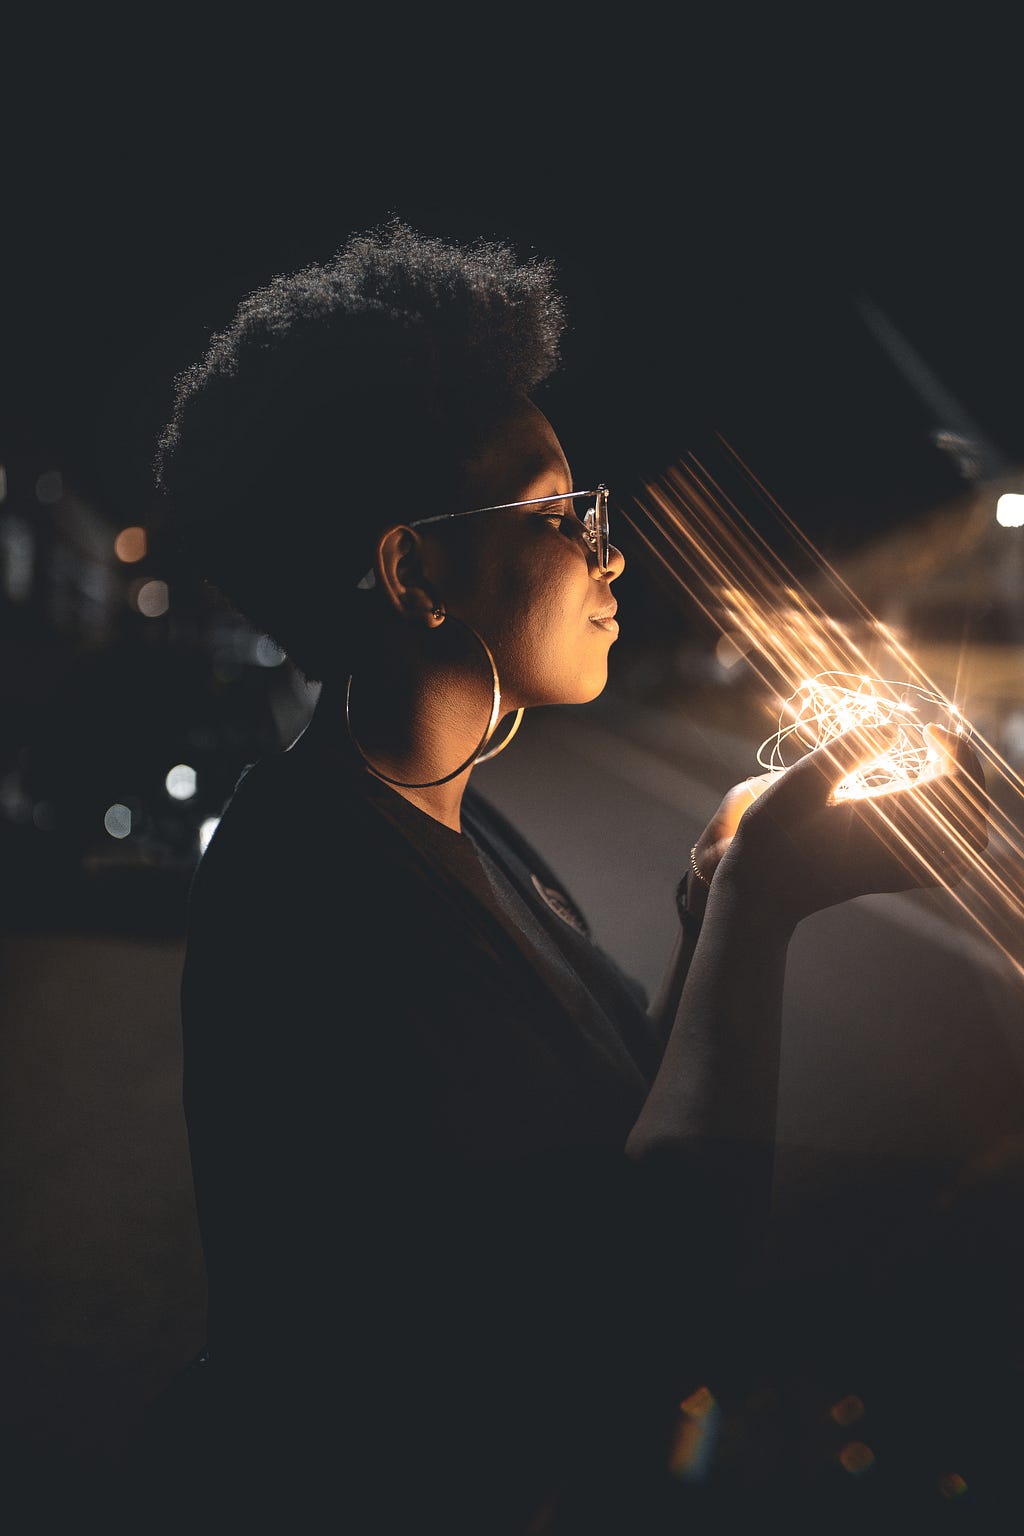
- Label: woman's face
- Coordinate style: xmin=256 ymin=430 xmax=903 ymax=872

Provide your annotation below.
xmin=429 ymin=400 xmax=625 ymax=710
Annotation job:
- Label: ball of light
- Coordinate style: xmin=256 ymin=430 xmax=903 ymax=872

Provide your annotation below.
xmin=104 ymin=803 xmax=132 ymax=839
xmin=114 ymin=526 xmax=148 ymax=562
xmin=165 ymin=764 xmax=197 ymax=801
xmin=135 ymin=579 xmax=169 ymax=617
xmin=838 ymin=1441 xmax=875 ymax=1475
xmin=996 ymin=493 xmax=1024 ymax=528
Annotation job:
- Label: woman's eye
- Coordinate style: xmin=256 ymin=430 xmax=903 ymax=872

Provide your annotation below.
xmin=540 ymin=513 xmax=579 ymax=537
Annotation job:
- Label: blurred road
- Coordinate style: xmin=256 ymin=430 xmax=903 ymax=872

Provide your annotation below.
xmin=2 ymin=676 xmax=1023 ymax=1502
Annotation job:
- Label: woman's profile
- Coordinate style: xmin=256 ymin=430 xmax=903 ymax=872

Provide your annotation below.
xmin=141 ymin=218 xmax=988 ymax=1533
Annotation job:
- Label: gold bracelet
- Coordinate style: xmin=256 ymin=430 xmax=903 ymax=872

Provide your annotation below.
xmin=689 ymin=843 xmax=711 ymax=888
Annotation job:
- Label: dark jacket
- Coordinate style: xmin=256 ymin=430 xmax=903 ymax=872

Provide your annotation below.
xmin=175 ymin=702 xmax=703 ymax=1531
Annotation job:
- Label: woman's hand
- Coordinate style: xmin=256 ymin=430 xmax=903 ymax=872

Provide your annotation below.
xmin=693 ymin=773 xmax=776 ymax=878
xmin=685 ymin=772 xmax=777 ymax=926
xmin=715 ymin=722 xmax=988 ymax=925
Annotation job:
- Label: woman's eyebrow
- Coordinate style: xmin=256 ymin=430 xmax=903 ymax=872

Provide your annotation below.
xmin=519 ymin=448 xmax=572 ymax=499
xmin=527 ymin=474 xmax=573 ymax=501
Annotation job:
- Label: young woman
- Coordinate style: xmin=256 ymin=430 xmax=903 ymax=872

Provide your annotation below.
xmin=147 ymin=219 xmax=986 ymax=1532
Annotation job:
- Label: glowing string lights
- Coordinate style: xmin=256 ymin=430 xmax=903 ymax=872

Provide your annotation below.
xmin=619 ymin=440 xmax=1024 ymax=981
xmin=757 ymin=672 xmax=970 ymax=802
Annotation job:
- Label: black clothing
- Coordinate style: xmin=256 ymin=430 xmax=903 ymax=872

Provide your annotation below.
xmin=173 ymin=704 xmax=707 ymax=1532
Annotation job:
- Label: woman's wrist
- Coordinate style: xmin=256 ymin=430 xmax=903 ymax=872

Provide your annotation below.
xmin=676 ymin=842 xmax=714 ymax=941
xmin=675 ymin=871 xmax=704 ymax=940
xmin=710 ymin=838 xmax=799 ymax=943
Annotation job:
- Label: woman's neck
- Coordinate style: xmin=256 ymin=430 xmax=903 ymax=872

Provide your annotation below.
xmin=311 ymin=677 xmax=471 ymax=832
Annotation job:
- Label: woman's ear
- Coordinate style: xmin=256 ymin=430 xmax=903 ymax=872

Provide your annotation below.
xmin=374 ymin=526 xmax=440 ymax=623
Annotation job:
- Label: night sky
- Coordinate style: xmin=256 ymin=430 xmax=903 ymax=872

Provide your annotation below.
xmin=5 ymin=36 xmax=1022 ymax=566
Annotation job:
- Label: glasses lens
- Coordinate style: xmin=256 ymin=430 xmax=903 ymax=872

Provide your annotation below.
xmin=559 ymin=489 xmax=609 ymax=568
xmin=584 ymin=488 xmax=609 ymax=569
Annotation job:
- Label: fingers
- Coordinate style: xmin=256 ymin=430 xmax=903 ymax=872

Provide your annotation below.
xmin=728 ymin=774 xmax=777 ymax=824
xmin=729 ymin=719 xmax=989 ymax=908
xmin=774 ymin=724 xmax=903 ymax=807
xmin=710 ymin=774 xmax=780 ymax=843
xmin=742 ymin=772 xmax=778 ymax=802
xmin=924 ymin=722 xmax=987 ymax=792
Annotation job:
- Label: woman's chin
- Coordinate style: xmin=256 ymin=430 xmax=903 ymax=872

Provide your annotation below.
xmin=574 ymin=670 xmax=609 ymax=705
xmin=526 ymin=665 xmax=610 ymax=710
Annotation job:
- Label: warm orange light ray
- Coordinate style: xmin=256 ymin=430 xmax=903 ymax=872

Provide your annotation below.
xmin=633 ymin=463 xmax=1024 ymax=878
xmin=623 ymin=451 xmax=1024 ymax=983
xmin=714 ymin=437 xmax=1024 ymax=803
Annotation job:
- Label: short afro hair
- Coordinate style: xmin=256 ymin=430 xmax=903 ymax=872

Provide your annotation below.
xmin=152 ymin=218 xmax=567 ymax=680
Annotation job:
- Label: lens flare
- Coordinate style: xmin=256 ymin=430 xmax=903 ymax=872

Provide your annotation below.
xmin=622 ymin=441 xmax=1024 ymax=981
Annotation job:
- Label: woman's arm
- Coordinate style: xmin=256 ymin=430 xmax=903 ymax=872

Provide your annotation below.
xmin=629 ymin=723 xmax=988 ymax=1231
xmin=646 ymin=774 xmax=774 ymax=1042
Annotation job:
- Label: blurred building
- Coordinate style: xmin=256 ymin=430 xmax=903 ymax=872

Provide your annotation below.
xmin=0 ymin=463 xmax=317 ymax=937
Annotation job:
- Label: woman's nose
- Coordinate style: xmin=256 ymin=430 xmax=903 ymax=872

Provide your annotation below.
xmin=594 ymin=541 xmax=625 ymax=580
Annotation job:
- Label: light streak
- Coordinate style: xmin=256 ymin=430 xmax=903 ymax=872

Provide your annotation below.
xmin=623 ymin=444 xmax=1024 ymax=982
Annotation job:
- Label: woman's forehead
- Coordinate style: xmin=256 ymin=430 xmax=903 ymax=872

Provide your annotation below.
xmin=463 ymin=401 xmax=571 ymax=505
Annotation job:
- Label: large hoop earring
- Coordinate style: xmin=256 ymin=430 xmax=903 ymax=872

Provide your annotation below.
xmin=345 ymin=612 xmax=524 ymax=789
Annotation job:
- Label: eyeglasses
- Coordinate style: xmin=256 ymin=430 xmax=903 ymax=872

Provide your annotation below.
xmin=411 ymin=485 xmax=611 ymax=572
xmin=356 ymin=485 xmax=612 ymax=589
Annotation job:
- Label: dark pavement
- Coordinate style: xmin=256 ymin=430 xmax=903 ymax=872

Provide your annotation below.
xmin=0 ymin=930 xmax=204 ymax=1504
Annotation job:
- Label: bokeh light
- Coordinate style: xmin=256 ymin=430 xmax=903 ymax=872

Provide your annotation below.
xmin=838 ymin=1440 xmax=875 ymax=1475
xmin=114 ymin=526 xmax=148 ymax=562
xmin=995 ymin=492 xmax=1024 ymax=528
xmin=715 ymin=632 xmax=748 ymax=669
xmin=103 ymin=804 xmax=132 ymax=839
xmin=165 ymin=764 xmax=197 ymax=801
xmin=133 ymin=578 xmax=169 ymax=617
xmin=666 ymin=1385 xmax=720 ymax=1482
xmin=829 ymin=1394 xmax=865 ymax=1427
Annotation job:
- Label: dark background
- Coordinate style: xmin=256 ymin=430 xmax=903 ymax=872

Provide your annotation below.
xmin=3 ymin=29 xmax=1024 ymax=1520
xmin=6 ymin=29 xmax=1023 ymax=556
xmin=5 ymin=51 xmax=1024 ymax=932
xmin=7 ymin=133 xmax=1021 ymax=556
